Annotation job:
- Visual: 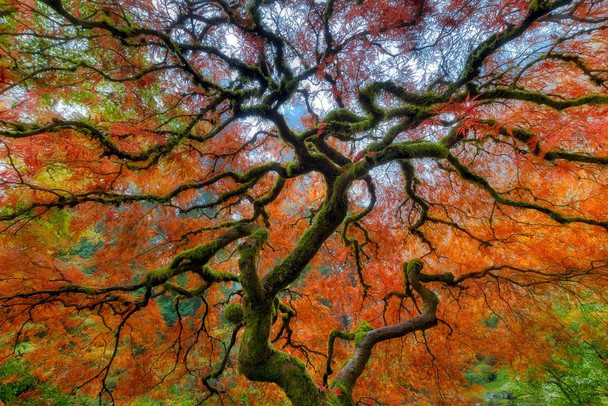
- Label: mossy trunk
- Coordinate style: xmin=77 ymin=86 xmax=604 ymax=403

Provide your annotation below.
xmin=238 ymin=300 xmax=344 ymax=406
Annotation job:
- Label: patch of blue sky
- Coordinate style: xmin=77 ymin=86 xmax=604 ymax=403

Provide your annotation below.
xmin=280 ymin=103 xmax=308 ymax=131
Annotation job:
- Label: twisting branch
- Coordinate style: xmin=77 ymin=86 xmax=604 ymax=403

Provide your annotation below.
xmin=446 ymin=154 xmax=608 ymax=230
xmin=331 ymin=260 xmax=439 ymax=395
xmin=341 ymin=177 xmax=376 ymax=296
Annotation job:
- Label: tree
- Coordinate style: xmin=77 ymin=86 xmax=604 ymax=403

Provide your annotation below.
xmin=470 ymin=301 xmax=608 ymax=405
xmin=0 ymin=0 xmax=607 ymax=404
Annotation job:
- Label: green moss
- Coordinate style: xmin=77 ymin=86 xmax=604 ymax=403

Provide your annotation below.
xmin=323 ymin=109 xmax=365 ymax=123
xmin=278 ymin=301 xmax=296 ymax=316
xmin=224 ymin=302 xmax=244 ymax=325
xmin=237 ymin=302 xmax=333 ymax=405
xmin=406 ymin=259 xmax=423 ymax=273
xmin=262 ymin=196 xmax=348 ymax=296
xmin=199 ymin=265 xmax=239 ymax=282
xmin=250 ymin=228 xmax=269 ymax=245
xmin=402 ymin=259 xmax=424 ymax=287
xmin=285 ymin=161 xmax=303 ymax=177
xmin=405 ymin=141 xmax=449 ymax=159
xmin=483 ymin=88 xmax=608 ymax=110
xmin=353 ymin=321 xmax=373 ymax=345
xmin=528 ymin=0 xmax=543 ymax=11
xmin=368 ymin=141 xmax=449 ymax=171
xmin=271 ymin=296 xmax=280 ymax=324
xmin=78 ymin=286 xmax=96 ymax=295
xmin=238 ymin=230 xmax=267 ymax=264
xmin=145 ymin=267 xmax=173 ymax=285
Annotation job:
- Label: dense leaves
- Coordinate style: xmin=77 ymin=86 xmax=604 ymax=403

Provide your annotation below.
xmin=0 ymin=0 xmax=607 ymax=404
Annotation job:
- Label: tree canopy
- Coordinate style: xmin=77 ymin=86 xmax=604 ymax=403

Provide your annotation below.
xmin=0 ymin=0 xmax=607 ymax=404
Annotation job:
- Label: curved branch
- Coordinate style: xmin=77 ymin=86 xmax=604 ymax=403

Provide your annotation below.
xmin=446 ymin=154 xmax=608 ymax=230
xmin=331 ymin=260 xmax=439 ymax=396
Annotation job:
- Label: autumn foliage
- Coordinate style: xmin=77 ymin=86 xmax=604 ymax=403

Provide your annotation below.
xmin=0 ymin=0 xmax=608 ymax=404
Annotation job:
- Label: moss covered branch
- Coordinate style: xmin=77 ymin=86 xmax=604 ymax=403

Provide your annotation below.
xmin=446 ymin=154 xmax=608 ymax=230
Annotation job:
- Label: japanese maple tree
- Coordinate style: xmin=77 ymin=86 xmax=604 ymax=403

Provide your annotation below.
xmin=1 ymin=0 xmax=608 ymax=404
